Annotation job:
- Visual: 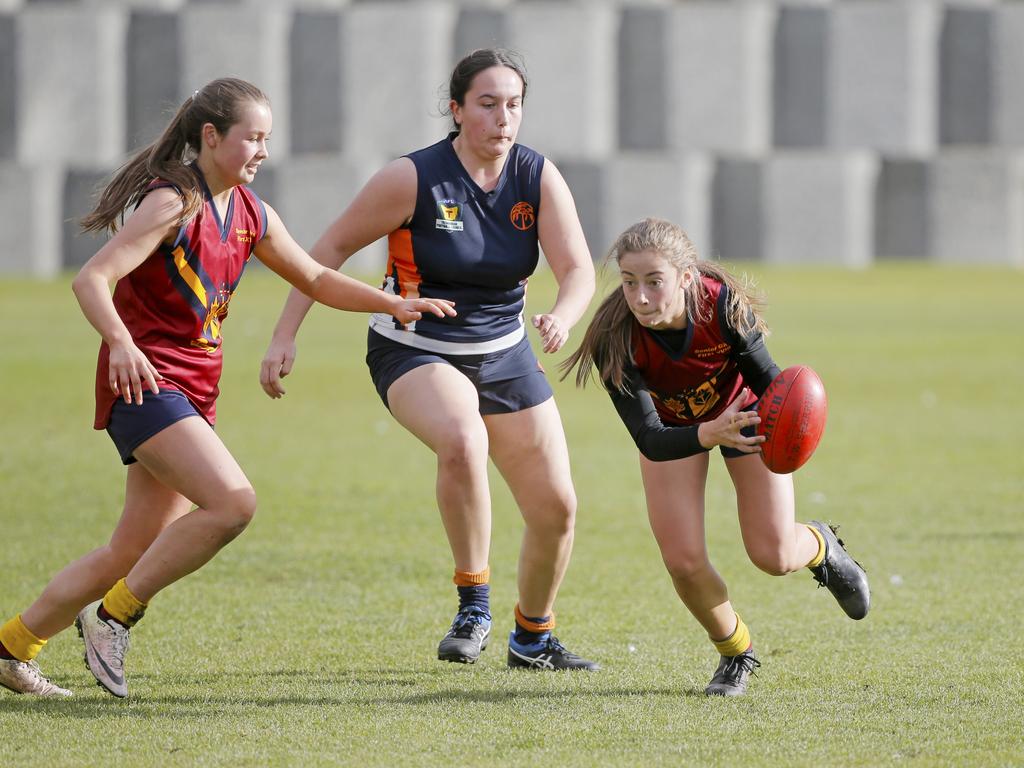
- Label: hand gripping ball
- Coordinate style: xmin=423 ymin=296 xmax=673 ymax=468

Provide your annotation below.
xmin=756 ymin=366 xmax=827 ymax=474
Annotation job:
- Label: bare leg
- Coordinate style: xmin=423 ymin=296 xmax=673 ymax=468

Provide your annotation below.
xmin=386 ymin=364 xmax=491 ymax=573
xmin=726 ymin=454 xmax=818 ymax=575
xmin=485 ymin=398 xmax=576 ymax=618
xmin=119 ymin=416 xmax=257 ymax=601
xmin=20 ymin=463 xmax=193 ymax=639
xmin=640 ymin=452 xmax=736 ymax=640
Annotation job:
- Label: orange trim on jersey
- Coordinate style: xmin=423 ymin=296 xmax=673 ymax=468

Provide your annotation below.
xmin=514 ymin=603 xmax=555 ymax=632
xmin=453 ymin=567 xmax=490 ymax=587
xmin=387 ymin=229 xmax=421 ymax=299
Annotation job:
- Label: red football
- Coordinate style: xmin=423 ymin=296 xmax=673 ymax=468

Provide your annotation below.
xmin=756 ymin=366 xmax=828 ymax=474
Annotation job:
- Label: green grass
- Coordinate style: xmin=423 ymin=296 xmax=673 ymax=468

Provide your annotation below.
xmin=1 ymin=264 xmax=1022 ymax=767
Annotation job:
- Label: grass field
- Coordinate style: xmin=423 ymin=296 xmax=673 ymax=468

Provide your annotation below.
xmin=0 ymin=264 xmax=1021 ymax=767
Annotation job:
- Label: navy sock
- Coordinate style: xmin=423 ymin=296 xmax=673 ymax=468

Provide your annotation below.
xmin=513 ymin=614 xmax=552 ymax=647
xmin=457 ymin=584 xmax=491 ymax=619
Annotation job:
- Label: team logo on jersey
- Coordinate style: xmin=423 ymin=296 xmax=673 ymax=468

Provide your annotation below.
xmin=649 ymin=361 xmax=730 ymax=420
xmin=510 ymin=201 xmax=535 ymax=231
xmin=435 ymin=200 xmax=464 ymax=232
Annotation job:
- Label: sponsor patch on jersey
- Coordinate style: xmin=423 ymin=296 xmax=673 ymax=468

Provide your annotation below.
xmin=693 ymin=342 xmax=731 ymax=359
xmin=510 ymin=201 xmax=535 ymax=231
xmin=435 ymin=199 xmax=464 ymax=232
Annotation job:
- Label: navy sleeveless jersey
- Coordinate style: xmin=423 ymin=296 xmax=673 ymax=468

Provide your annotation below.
xmin=369 ymin=133 xmax=544 ymax=353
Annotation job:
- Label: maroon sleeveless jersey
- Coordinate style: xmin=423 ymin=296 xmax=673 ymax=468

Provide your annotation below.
xmin=631 ymin=277 xmax=757 ymax=426
xmin=93 ymin=176 xmax=267 ymax=429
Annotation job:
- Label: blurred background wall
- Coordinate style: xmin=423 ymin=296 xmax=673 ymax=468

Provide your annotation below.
xmin=1 ymin=0 xmax=1022 ymax=276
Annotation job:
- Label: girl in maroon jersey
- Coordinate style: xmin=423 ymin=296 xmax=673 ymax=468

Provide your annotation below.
xmin=0 ymin=77 xmax=454 ymax=699
xmin=562 ymin=217 xmax=869 ymax=697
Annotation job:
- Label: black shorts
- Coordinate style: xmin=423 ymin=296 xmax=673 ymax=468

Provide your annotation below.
xmin=106 ymin=388 xmax=207 ymax=465
xmin=366 ymin=329 xmax=553 ymax=415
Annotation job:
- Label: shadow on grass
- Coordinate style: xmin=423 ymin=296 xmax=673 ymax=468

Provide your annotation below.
xmin=0 ymin=666 xmax=702 ymax=716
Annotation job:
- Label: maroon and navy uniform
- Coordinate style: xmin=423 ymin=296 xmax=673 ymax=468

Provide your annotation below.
xmin=607 ymin=277 xmax=780 ymax=461
xmin=93 ymin=170 xmax=267 ymax=430
xmin=370 ymin=132 xmax=544 ymax=354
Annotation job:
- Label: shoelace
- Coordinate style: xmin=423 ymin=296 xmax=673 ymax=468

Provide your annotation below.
xmin=811 ymin=524 xmax=866 ymax=590
xmin=107 ymin=626 xmax=131 ymax=669
xmin=539 ymin=637 xmax=573 ymax=657
xmin=721 ymin=654 xmax=761 ymax=683
xmin=450 ymin=610 xmax=489 ymax=638
xmin=24 ymin=661 xmax=58 ymax=694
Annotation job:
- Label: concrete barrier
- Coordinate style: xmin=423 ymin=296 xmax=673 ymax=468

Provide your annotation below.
xmin=928 ymin=149 xmax=1024 ymax=266
xmin=763 ymin=151 xmax=878 ymax=267
xmin=16 ymin=6 xmax=126 ymax=165
xmin=829 ymin=1 xmax=940 ymax=155
xmin=507 ymin=2 xmax=617 ymax=160
xmin=0 ymin=162 xmax=62 ymax=277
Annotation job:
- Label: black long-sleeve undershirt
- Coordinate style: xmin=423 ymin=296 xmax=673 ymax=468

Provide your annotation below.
xmin=605 ymin=311 xmax=781 ymax=463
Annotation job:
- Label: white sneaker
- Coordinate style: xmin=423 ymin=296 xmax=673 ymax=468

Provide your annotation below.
xmin=75 ymin=601 xmax=130 ymax=698
xmin=0 ymin=658 xmax=73 ymax=697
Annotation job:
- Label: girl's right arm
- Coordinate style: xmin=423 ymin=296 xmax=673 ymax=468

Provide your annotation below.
xmin=260 ymin=158 xmax=418 ymax=398
xmin=71 ymin=188 xmax=183 ymax=405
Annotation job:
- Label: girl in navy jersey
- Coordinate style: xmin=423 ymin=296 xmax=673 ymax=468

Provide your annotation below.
xmin=0 ymin=77 xmax=454 ymax=698
xmin=563 ymin=218 xmax=869 ymax=696
xmin=261 ymin=49 xmax=599 ymax=670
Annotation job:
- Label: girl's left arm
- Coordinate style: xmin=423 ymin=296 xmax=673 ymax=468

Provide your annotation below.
xmin=253 ymin=202 xmax=455 ymax=324
xmin=533 ymin=160 xmax=596 ymax=353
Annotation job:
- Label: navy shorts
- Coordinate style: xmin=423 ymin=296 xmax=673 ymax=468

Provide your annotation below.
xmin=721 ymin=403 xmax=759 ymax=460
xmin=366 ymin=329 xmax=553 ymax=415
xmin=106 ymin=388 xmax=207 ymax=465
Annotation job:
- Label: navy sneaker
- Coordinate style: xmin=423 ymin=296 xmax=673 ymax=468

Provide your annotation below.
xmin=507 ymin=633 xmax=599 ymax=671
xmin=705 ymin=648 xmax=760 ymax=697
xmin=437 ymin=608 xmax=491 ymax=664
xmin=808 ymin=521 xmax=870 ymax=620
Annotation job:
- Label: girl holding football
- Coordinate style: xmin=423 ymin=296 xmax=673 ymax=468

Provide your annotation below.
xmin=0 ymin=77 xmax=454 ymax=699
xmin=562 ymin=217 xmax=869 ymax=696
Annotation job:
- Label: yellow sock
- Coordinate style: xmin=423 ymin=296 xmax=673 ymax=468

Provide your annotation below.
xmin=102 ymin=578 xmax=148 ymax=627
xmin=805 ymin=524 xmax=827 ymax=568
xmin=0 ymin=615 xmax=46 ymax=662
xmin=712 ymin=614 xmax=751 ymax=657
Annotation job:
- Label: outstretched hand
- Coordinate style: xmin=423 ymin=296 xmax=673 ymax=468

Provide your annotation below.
xmin=532 ymin=313 xmax=569 ymax=354
xmin=260 ymin=337 xmax=297 ymax=399
xmin=697 ymin=390 xmax=764 ymax=452
xmin=392 ymin=298 xmax=456 ymax=326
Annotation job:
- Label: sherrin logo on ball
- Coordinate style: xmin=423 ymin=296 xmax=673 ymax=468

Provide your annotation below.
xmin=756 ymin=366 xmax=828 ymax=474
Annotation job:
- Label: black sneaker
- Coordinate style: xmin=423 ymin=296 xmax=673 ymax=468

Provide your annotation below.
xmin=507 ymin=633 xmax=600 ymax=671
xmin=437 ymin=608 xmax=491 ymax=664
xmin=808 ymin=521 xmax=870 ymax=620
xmin=705 ymin=648 xmax=760 ymax=697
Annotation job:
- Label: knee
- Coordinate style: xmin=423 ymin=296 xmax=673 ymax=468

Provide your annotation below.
xmin=662 ymin=552 xmax=712 ymax=586
xmin=436 ymin=427 xmax=487 ymax=476
xmin=214 ymin=486 xmax=258 ymax=539
xmin=747 ymin=544 xmax=800 ymax=576
xmin=530 ymin=490 xmax=576 ymax=538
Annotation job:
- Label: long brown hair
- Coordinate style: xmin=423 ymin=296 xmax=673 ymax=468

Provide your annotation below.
xmin=561 ymin=218 xmax=768 ymax=394
xmin=81 ymin=78 xmax=270 ymax=234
